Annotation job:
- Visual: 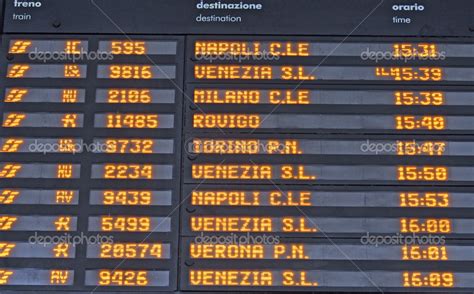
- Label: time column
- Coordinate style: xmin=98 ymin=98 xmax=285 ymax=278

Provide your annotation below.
xmin=84 ymin=38 xmax=183 ymax=291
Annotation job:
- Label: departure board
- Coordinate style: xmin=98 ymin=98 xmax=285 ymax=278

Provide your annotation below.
xmin=0 ymin=0 xmax=473 ymax=293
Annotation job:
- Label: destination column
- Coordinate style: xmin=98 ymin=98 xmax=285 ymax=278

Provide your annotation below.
xmin=180 ymin=37 xmax=474 ymax=291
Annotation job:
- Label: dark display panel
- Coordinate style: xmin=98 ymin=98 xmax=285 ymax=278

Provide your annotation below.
xmin=180 ymin=34 xmax=474 ymax=292
xmin=1 ymin=1 xmax=474 ymax=293
xmin=0 ymin=35 xmax=184 ymax=291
